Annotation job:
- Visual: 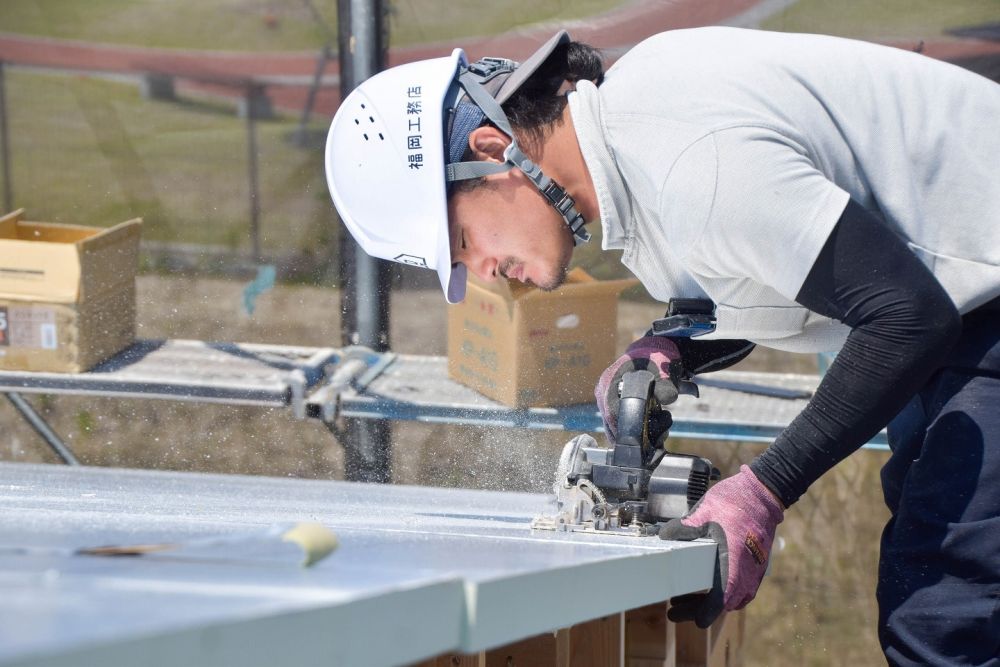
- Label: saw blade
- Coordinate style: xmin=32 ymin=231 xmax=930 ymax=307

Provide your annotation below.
xmin=576 ymin=478 xmax=607 ymax=506
xmin=553 ymin=434 xmax=597 ymax=492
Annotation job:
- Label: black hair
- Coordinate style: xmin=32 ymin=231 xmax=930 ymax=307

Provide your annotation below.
xmin=452 ymin=41 xmax=604 ymax=194
xmin=502 ymin=40 xmax=605 ymax=139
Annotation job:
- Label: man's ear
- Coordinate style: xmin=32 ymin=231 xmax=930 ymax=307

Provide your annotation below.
xmin=467 ymin=126 xmax=511 ymax=163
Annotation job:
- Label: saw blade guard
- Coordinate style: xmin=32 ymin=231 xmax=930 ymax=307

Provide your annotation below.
xmin=532 ymin=370 xmax=717 ymax=536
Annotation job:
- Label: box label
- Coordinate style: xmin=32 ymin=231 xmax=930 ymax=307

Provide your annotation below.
xmin=542 ymin=341 xmax=591 ymax=370
xmin=555 ymin=313 xmax=580 ymax=329
xmin=6 ymin=305 xmax=57 ymax=349
xmin=463 ymin=318 xmax=492 ymax=339
xmin=459 ymin=339 xmax=498 ymax=371
xmin=456 ymin=364 xmax=497 ymax=390
xmin=40 ymin=323 xmax=58 ymax=350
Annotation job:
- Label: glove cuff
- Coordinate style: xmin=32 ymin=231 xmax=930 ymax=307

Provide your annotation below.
xmin=625 ymin=335 xmax=681 ymax=359
xmin=688 ymin=465 xmax=784 ymax=528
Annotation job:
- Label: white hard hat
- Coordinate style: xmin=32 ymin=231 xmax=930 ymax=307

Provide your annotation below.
xmin=325 ymin=50 xmax=468 ymax=303
xmin=325 ymin=32 xmax=590 ymax=304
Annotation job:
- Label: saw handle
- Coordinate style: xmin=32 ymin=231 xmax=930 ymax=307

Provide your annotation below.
xmin=615 ymin=370 xmax=656 ymax=448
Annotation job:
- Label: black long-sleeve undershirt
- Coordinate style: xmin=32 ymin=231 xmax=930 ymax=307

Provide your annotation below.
xmin=748 ymin=199 xmax=963 ymax=507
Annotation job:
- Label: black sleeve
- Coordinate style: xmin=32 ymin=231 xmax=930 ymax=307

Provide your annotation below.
xmin=749 ymin=199 xmax=962 ymax=507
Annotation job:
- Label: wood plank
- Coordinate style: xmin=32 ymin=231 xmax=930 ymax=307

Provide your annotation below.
xmin=417 ymin=608 xmax=745 ymax=667
xmin=708 ymin=611 xmax=744 ymax=667
xmin=625 ymin=602 xmax=672 ymax=667
xmin=675 ymin=620 xmax=708 ymax=665
xmin=567 ymin=613 xmax=624 ymax=667
xmin=555 ymin=628 xmax=571 ymax=667
xmin=468 ymin=612 xmax=625 ymax=667
xmin=485 ymin=633 xmax=557 ymax=667
xmin=674 ymin=611 xmax=745 ymax=667
xmin=411 ymin=654 xmax=485 ymax=667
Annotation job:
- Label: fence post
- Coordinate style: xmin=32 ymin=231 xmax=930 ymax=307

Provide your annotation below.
xmin=245 ymin=82 xmax=262 ymax=262
xmin=336 ymin=0 xmax=393 ymax=483
xmin=0 ymin=61 xmax=13 ymax=212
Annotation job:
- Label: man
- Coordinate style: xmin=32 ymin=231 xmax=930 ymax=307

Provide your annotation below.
xmin=325 ymin=27 xmax=1000 ymax=665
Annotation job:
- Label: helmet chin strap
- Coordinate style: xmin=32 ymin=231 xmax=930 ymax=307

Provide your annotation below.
xmin=444 ymin=69 xmax=592 ymax=247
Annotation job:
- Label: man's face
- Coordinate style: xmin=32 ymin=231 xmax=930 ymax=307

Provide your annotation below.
xmin=448 ymin=171 xmax=574 ymax=292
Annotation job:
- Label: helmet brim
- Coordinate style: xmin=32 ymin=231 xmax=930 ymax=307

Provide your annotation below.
xmin=439 ymin=50 xmax=468 ymax=305
xmin=442 ymin=262 xmax=466 ymax=303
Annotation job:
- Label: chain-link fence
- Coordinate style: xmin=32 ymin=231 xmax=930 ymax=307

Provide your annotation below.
xmin=0 ymin=63 xmax=337 ymax=280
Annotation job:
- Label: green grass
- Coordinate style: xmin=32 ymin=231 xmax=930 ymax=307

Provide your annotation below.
xmin=1 ymin=63 xmax=628 ymax=282
xmin=762 ymin=0 xmax=1000 ymax=40
xmin=6 ymin=69 xmax=332 ymax=255
xmin=0 ymin=0 xmax=627 ymax=51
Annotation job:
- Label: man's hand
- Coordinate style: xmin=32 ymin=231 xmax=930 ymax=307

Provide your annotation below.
xmin=595 ymin=336 xmax=682 ymax=441
xmin=659 ymin=465 xmax=784 ymax=628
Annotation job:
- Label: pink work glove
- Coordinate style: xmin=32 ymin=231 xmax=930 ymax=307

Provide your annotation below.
xmin=659 ymin=465 xmax=784 ymax=628
xmin=594 ymin=336 xmax=682 ymax=441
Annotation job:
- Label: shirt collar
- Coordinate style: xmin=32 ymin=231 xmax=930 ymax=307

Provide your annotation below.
xmin=567 ymin=80 xmax=630 ymax=251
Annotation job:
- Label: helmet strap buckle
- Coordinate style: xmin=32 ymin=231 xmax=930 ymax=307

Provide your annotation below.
xmin=466 ymin=57 xmax=518 ymax=82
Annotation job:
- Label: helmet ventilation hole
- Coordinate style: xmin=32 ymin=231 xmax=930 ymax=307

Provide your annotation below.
xmin=354 ymin=105 xmax=382 ymax=141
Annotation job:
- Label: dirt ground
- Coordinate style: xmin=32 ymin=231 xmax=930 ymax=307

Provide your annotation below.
xmin=0 ymin=273 xmax=887 ymax=665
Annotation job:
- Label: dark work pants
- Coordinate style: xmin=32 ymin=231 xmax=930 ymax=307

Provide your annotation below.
xmin=879 ymin=307 xmax=1000 ymax=666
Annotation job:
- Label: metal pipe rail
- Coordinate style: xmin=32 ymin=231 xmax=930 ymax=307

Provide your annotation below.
xmin=331 ymin=353 xmax=888 ymax=448
xmin=0 ymin=339 xmax=888 ymax=469
xmin=0 ymin=339 xmax=338 ymax=415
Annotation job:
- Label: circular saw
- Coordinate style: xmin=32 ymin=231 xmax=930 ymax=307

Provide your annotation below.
xmin=532 ymin=370 xmax=718 ymax=537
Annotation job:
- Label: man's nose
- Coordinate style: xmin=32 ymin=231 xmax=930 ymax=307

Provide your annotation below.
xmin=450 ymin=228 xmax=497 ymax=283
xmin=464 ymin=255 xmax=499 ymax=283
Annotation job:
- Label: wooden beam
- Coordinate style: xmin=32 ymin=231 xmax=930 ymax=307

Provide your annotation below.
xmin=416 ymin=608 xmax=752 ymax=667
xmin=566 ymin=613 xmax=624 ymax=666
xmin=484 ymin=633 xmax=557 ymax=667
xmin=708 ymin=610 xmax=744 ymax=667
xmin=480 ymin=613 xmax=623 ymax=666
xmin=625 ymin=602 xmax=674 ymax=667
xmin=674 ymin=610 xmax=745 ymax=667
xmin=675 ymin=617 xmax=708 ymax=665
xmin=418 ymin=613 xmax=625 ymax=667
xmin=412 ymin=652 xmax=485 ymax=666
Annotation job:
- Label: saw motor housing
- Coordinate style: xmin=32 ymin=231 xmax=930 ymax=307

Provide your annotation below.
xmin=532 ymin=370 xmax=717 ymax=536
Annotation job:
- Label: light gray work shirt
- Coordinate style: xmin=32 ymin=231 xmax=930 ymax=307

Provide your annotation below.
xmin=569 ymin=27 xmax=1000 ymax=352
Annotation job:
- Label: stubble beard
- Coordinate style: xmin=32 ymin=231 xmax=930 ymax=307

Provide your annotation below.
xmin=535 ymin=240 xmax=573 ymax=292
xmin=535 ymin=261 xmax=569 ymax=291
xmin=499 ymin=235 xmax=573 ymax=291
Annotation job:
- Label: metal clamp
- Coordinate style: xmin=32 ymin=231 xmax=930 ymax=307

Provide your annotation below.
xmin=307 ymin=347 xmax=397 ymax=423
xmin=651 ymin=298 xmax=717 ymax=338
xmin=467 ymin=57 xmax=517 ymax=81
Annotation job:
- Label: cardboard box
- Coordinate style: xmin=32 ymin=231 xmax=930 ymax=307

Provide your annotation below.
xmin=0 ymin=209 xmax=142 ymax=372
xmin=447 ymin=268 xmax=637 ymax=408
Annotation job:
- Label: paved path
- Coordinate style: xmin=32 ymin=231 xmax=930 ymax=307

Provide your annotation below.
xmin=1 ymin=0 xmax=997 ymax=116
